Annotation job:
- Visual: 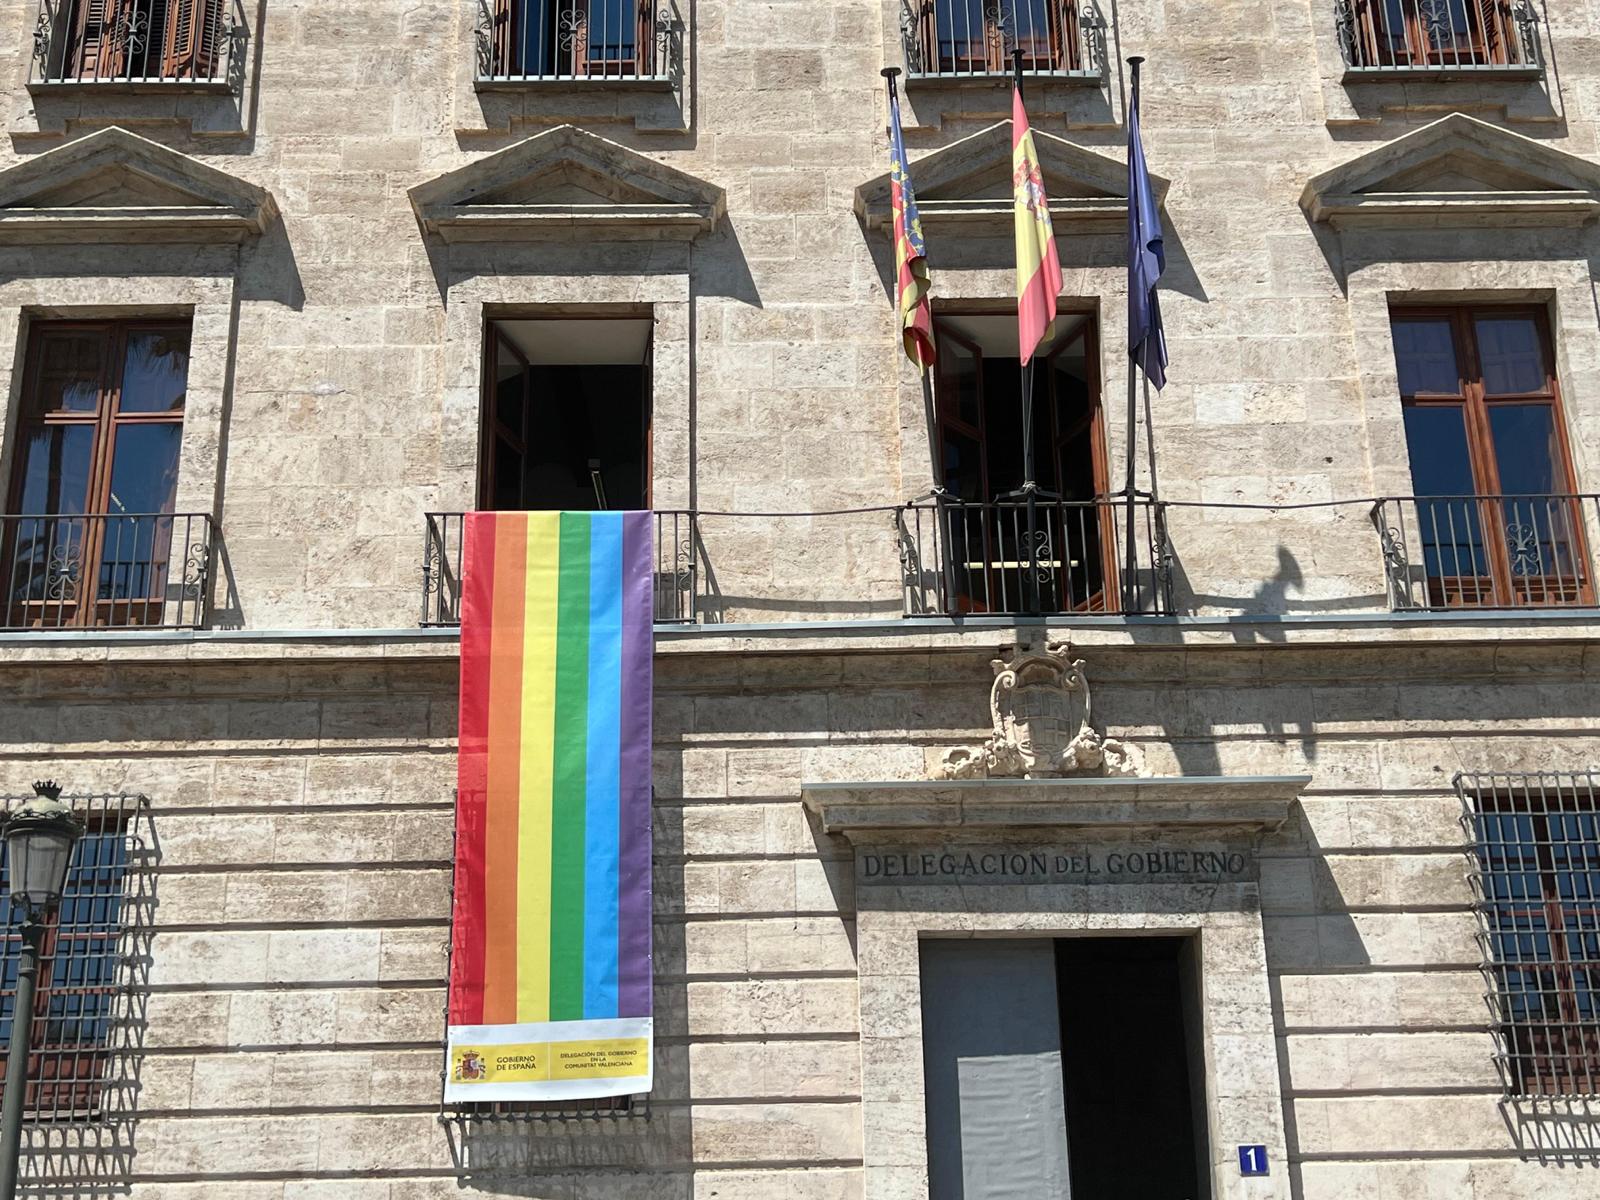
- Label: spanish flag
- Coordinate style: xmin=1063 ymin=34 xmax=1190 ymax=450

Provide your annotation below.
xmin=1013 ymin=87 xmax=1063 ymax=367
xmin=889 ymin=81 xmax=935 ymax=371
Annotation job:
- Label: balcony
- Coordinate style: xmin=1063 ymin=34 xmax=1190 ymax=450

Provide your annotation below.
xmin=1336 ymin=0 xmax=1542 ymax=81
xmin=29 ymin=0 xmax=245 ymax=91
xmin=1373 ymin=494 xmax=1597 ymax=610
xmin=0 ymin=513 xmax=213 ymax=631
xmin=475 ymin=0 xmax=675 ymax=87
xmin=899 ymin=0 xmax=1108 ymax=83
xmin=422 ymin=511 xmax=702 ymax=627
xmin=898 ymin=496 xmax=1171 ymax=616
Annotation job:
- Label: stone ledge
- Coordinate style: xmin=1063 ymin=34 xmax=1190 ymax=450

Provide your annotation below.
xmin=801 ymin=776 xmax=1313 ymax=837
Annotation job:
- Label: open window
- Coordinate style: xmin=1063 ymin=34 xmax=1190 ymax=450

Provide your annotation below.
xmin=480 ymin=316 xmax=652 ymax=513
xmin=33 ymin=0 xmax=224 ymax=85
xmin=1390 ymin=304 xmax=1589 ymax=608
xmin=931 ymin=311 xmax=1113 ymax=613
xmin=1344 ymin=0 xmax=1530 ymax=70
xmin=482 ymin=0 xmax=660 ymax=81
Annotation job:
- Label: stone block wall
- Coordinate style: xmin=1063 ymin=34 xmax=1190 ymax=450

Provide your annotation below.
xmin=0 ymin=631 xmax=1596 ymax=1194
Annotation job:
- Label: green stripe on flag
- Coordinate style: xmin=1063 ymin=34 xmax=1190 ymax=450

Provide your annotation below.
xmin=549 ymin=512 xmax=592 ymax=1021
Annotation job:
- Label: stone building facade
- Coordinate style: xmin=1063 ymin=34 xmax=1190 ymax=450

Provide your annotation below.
xmin=0 ymin=0 xmax=1597 ymax=1197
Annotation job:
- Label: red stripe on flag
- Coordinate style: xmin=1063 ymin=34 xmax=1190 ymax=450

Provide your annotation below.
xmin=449 ymin=515 xmax=495 ymax=1026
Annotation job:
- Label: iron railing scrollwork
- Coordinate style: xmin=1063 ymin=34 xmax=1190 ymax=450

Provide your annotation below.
xmin=900 ymin=0 xmax=1107 ymax=80
xmin=422 ymin=511 xmax=703 ymax=627
xmin=1337 ymin=0 xmax=1542 ymax=74
xmin=476 ymin=0 xmax=676 ymax=83
xmin=896 ymin=495 xmax=1171 ymax=617
xmin=30 ymin=0 xmax=247 ymax=89
xmin=1372 ymin=494 xmax=1598 ymax=611
xmin=1 ymin=513 xmax=213 ymax=632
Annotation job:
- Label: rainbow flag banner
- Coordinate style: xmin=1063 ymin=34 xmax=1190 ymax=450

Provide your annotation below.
xmin=446 ymin=510 xmax=654 ymax=1103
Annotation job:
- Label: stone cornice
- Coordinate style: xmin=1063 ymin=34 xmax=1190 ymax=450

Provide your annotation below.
xmin=409 ymin=124 xmax=724 ymax=242
xmin=1301 ymin=113 xmax=1600 ymax=231
xmin=801 ymin=776 xmax=1313 ymax=837
xmin=0 ymin=126 xmax=277 ymax=245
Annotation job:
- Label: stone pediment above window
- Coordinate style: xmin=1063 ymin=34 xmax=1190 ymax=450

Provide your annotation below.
xmin=409 ymin=124 xmax=724 ymax=242
xmin=1301 ymin=114 xmax=1600 ymax=230
xmin=0 ymin=126 xmax=276 ymax=244
xmin=854 ymin=120 xmax=1165 ymax=236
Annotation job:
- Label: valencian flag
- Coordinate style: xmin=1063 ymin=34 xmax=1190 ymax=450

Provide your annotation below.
xmin=889 ymin=81 xmax=935 ymax=370
xmin=1128 ymin=62 xmax=1168 ymax=390
xmin=447 ymin=511 xmax=654 ymax=1102
xmin=1013 ymin=84 xmax=1062 ymax=367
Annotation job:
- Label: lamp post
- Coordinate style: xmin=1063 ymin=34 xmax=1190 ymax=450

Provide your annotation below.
xmin=0 ymin=782 xmax=82 ymax=1200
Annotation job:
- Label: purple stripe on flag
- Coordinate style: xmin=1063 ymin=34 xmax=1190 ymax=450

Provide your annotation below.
xmin=616 ymin=511 xmax=654 ymax=1019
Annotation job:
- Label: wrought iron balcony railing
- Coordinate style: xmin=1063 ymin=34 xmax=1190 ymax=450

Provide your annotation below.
xmin=0 ymin=513 xmax=213 ymax=632
xmin=1336 ymin=0 xmax=1541 ymax=77
xmin=900 ymin=0 xmax=1108 ymax=81
xmin=29 ymin=0 xmax=246 ymax=90
xmin=422 ymin=511 xmax=702 ymax=627
xmin=1373 ymin=494 xmax=1597 ymax=611
xmin=476 ymin=0 xmax=674 ymax=83
xmin=897 ymin=495 xmax=1172 ymax=617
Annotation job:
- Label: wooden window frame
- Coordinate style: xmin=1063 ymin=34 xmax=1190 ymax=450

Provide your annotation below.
xmin=1473 ymin=789 xmax=1600 ymax=1097
xmin=912 ymin=0 xmax=1083 ymax=76
xmin=1392 ymin=303 xmax=1589 ymax=608
xmin=49 ymin=0 xmax=222 ymax=83
xmin=930 ymin=311 xmax=1116 ymax=613
xmin=488 ymin=0 xmax=658 ymax=80
xmin=3 ymin=318 xmax=191 ymax=629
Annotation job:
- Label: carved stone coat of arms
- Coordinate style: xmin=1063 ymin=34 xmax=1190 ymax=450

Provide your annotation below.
xmin=937 ymin=643 xmax=1144 ymax=780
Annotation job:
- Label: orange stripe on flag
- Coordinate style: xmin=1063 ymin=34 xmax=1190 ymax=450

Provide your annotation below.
xmin=481 ymin=512 xmax=527 ymax=1024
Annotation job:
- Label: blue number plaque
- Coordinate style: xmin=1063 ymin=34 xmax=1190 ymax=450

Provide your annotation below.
xmin=1238 ymin=1145 xmax=1269 ymax=1177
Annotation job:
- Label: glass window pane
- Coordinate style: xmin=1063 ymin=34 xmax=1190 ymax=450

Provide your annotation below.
xmin=1476 ymin=316 xmax=1546 ymax=395
xmin=942 ymin=430 xmax=983 ymax=501
xmin=117 ymin=329 xmax=190 ymax=414
xmin=1392 ymin=319 xmax=1461 ymax=397
xmin=105 ymin=424 xmax=183 ymax=516
xmin=28 ymin=332 xmax=105 ymax=415
xmin=940 ymin=336 xmax=981 ymax=429
xmin=1403 ymin=404 xmax=1476 ymax=496
xmin=1489 ymin=405 xmax=1560 ymax=495
xmin=585 ymin=0 xmax=637 ymax=61
xmin=13 ymin=424 xmax=95 ymax=515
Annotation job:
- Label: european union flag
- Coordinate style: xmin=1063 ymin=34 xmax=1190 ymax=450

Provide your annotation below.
xmin=1127 ymin=62 xmax=1167 ymax=391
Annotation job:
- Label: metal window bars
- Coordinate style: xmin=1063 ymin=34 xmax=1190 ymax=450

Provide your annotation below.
xmin=422 ymin=511 xmax=702 ymax=628
xmin=0 ymin=513 xmax=213 ymax=632
xmin=896 ymin=496 xmax=1174 ymax=617
xmin=1336 ymin=0 xmax=1542 ymax=76
xmin=476 ymin=0 xmax=672 ymax=82
xmin=899 ymin=0 xmax=1108 ymax=79
xmin=1457 ymin=773 xmax=1600 ymax=1099
xmin=29 ymin=0 xmax=246 ymax=90
xmin=1372 ymin=494 xmax=1597 ymax=611
xmin=0 ymin=796 xmax=152 ymax=1137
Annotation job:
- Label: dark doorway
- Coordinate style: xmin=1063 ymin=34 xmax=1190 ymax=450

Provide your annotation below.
xmin=1056 ymin=937 xmax=1209 ymax=1200
xmin=919 ymin=935 xmax=1209 ymax=1200
xmin=480 ymin=316 xmax=652 ymax=512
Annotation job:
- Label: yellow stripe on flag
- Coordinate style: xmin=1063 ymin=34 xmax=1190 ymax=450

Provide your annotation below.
xmin=517 ymin=513 xmax=561 ymax=1021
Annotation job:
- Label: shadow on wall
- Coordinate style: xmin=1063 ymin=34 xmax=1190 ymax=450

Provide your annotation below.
xmin=1263 ymin=800 xmax=1370 ymax=1199
xmin=1501 ymin=1098 xmax=1600 ymax=1165
xmin=439 ymin=793 xmax=692 ymax=1194
xmin=13 ymin=793 xmax=159 ymax=1199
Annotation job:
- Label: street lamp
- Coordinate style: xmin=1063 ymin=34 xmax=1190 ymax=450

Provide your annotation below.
xmin=0 ymin=782 xmax=82 ymax=1200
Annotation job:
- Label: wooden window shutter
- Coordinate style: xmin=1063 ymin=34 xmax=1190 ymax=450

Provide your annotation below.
xmin=161 ymin=0 xmax=220 ymax=80
xmin=1478 ymin=0 xmax=1507 ymax=62
xmin=73 ymin=0 xmax=134 ymax=80
xmin=636 ymin=0 xmax=654 ymax=76
xmin=490 ymin=0 xmax=514 ymax=76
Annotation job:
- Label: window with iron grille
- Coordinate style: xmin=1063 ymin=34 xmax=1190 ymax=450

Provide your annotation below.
xmin=1459 ymin=772 xmax=1600 ymax=1097
xmin=0 ymin=795 xmax=148 ymax=1123
xmin=478 ymin=0 xmax=665 ymax=82
xmin=32 ymin=0 xmax=226 ymax=85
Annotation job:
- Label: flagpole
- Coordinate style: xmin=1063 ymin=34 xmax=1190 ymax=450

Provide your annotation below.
xmin=1011 ymin=49 xmax=1044 ymax=614
xmin=1122 ymin=55 xmax=1146 ymax=616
